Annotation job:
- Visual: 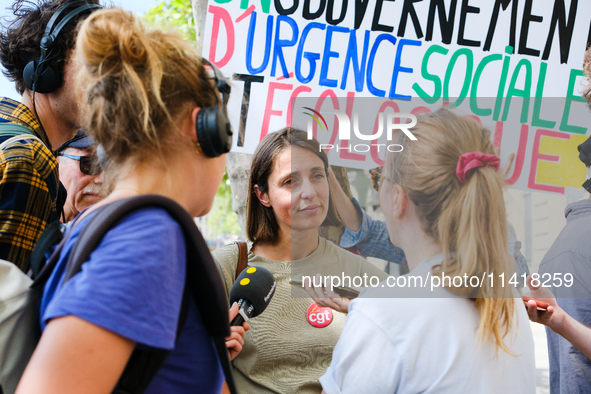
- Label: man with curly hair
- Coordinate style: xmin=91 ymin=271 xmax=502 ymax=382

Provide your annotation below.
xmin=0 ymin=0 xmax=100 ymax=271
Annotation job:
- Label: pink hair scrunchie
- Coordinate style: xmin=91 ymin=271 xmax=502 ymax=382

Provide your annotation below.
xmin=456 ymin=152 xmax=500 ymax=184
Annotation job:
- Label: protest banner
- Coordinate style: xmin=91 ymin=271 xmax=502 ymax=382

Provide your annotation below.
xmin=204 ymin=0 xmax=591 ymax=196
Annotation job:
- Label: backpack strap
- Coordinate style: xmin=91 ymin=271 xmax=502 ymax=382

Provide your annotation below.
xmin=24 ymin=221 xmax=63 ymax=280
xmin=0 ymin=134 xmax=42 ymax=151
xmin=0 ymin=123 xmax=36 ymax=140
xmin=0 ymin=122 xmax=39 ymax=150
xmin=31 ymin=209 xmax=87 ymax=290
xmin=61 ymin=195 xmax=236 ymax=394
xmin=31 ymin=227 xmax=72 ymax=289
xmin=235 ymin=241 xmax=248 ymax=281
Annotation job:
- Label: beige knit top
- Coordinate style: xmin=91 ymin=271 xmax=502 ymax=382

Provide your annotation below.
xmin=212 ymin=237 xmax=388 ymax=394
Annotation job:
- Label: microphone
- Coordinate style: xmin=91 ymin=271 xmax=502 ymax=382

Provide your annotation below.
xmin=229 ymin=266 xmax=276 ymax=326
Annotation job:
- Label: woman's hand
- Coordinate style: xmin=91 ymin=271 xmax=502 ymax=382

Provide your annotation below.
xmin=522 ymin=275 xmax=566 ymax=333
xmin=304 ymin=274 xmax=352 ymax=314
xmin=226 ymin=302 xmax=250 ymax=361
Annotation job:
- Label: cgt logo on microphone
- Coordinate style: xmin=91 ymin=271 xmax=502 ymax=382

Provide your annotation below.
xmin=307 ymin=303 xmax=333 ymax=328
xmin=303 ymin=107 xmax=418 ymax=153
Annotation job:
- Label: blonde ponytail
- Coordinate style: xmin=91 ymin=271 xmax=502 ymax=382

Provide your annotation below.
xmin=385 ymin=108 xmax=515 ymax=354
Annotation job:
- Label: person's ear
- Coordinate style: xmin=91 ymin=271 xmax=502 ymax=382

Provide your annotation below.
xmin=391 ymin=183 xmax=408 ymax=219
xmin=185 ymin=107 xmax=201 ymax=144
xmin=254 ymin=184 xmax=271 ymax=207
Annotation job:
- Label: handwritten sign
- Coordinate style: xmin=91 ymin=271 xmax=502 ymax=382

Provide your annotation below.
xmin=204 ymin=0 xmax=591 ymax=196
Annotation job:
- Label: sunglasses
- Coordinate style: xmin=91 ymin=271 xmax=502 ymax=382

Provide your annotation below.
xmin=58 ymin=153 xmax=102 ymax=176
xmin=369 ymin=166 xmax=383 ymax=192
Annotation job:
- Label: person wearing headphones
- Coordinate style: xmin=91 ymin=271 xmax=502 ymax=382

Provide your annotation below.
xmin=0 ymin=0 xmax=101 ymax=270
xmin=56 ymin=130 xmax=104 ymax=223
xmin=16 ymin=8 xmax=243 ymax=394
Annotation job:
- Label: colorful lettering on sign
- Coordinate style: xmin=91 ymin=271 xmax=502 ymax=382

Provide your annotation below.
xmin=204 ymin=0 xmax=591 ymax=197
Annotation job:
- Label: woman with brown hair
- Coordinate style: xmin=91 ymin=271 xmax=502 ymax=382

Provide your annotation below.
xmin=213 ymin=127 xmax=388 ymax=393
xmin=16 ymin=8 xmax=244 ymax=394
xmin=320 ymin=108 xmax=536 ymax=393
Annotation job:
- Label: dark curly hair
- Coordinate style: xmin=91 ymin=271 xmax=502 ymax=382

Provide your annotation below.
xmin=0 ymin=0 xmax=101 ymax=95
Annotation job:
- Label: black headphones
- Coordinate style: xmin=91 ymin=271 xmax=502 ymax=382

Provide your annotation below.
xmin=23 ymin=2 xmax=233 ymax=158
xmin=196 ymin=58 xmax=233 ymax=158
xmin=23 ymin=1 xmax=102 ymax=94
xmin=96 ymin=59 xmax=234 ymax=164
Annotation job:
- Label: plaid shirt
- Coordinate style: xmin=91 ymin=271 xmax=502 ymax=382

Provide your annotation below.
xmin=340 ymin=198 xmax=530 ymax=277
xmin=0 ymin=97 xmax=60 ymax=271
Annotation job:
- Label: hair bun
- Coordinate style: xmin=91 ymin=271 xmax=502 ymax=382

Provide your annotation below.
xmin=74 ymin=7 xmax=220 ymax=169
xmin=77 ymin=8 xmax=149 ymax=75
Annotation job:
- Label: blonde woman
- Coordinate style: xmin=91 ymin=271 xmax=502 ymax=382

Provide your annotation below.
xmin=17 ymin=8 xmax=244 ymax=394
xmin=320 ymin=108 xmax=536 ymax=393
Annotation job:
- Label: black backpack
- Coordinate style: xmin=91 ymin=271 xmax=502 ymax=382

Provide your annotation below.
xmin=32 ymin=194 xmax=238 ymax=394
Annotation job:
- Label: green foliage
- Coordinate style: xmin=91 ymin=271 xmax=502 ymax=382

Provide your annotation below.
xmin=204 ymin=172 xmax=242 ymax=238
xmin=142 ymin=0 xmax=196 ymax=41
